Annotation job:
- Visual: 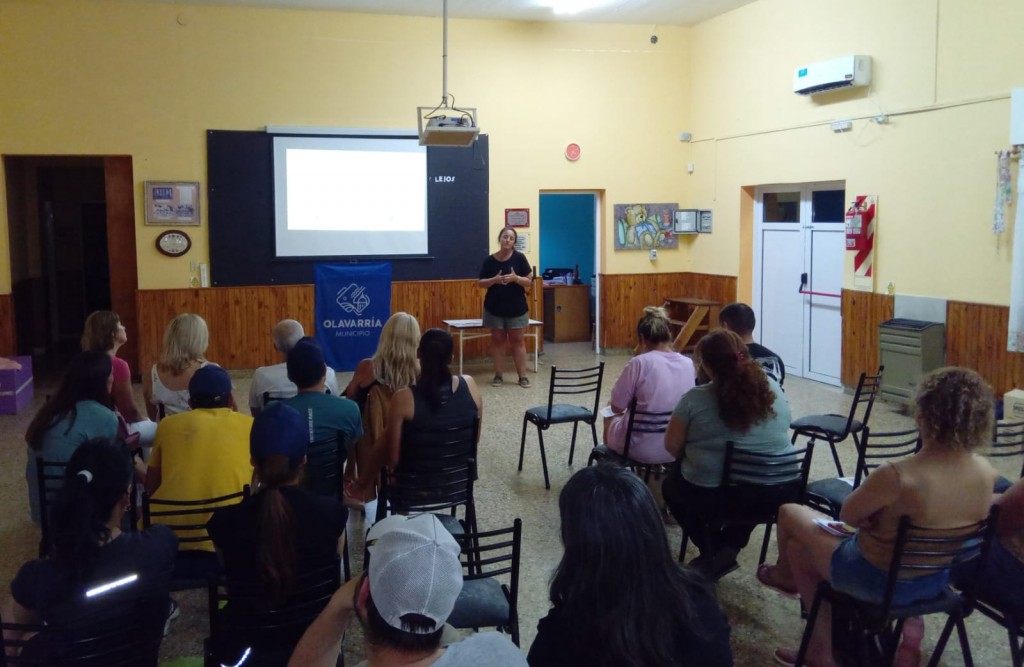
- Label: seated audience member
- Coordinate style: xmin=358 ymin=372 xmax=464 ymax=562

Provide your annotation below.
xmin=662 ymin=329 xmax=793 ymax=580
xmin=758 ymin=367 xmax=997 ymax=667
xmin=206 ymin=403 xmax=348 ymax=663
xmin=718 ymin=302 xmax=785 ymax=385
xmin=289 ymin=514 xmax=527 ymax=667
xmin=603 ymin=306 xmax=696 ymax=464
xmin=3 ymin=439 xmax=178 ymax=657
xmin=81 ymin=310 xmax=157 ymax=445
xmin=143 ymin=313 xmax=211 ymax=420
xmin=137 ymin=365 xmax=253 ymax=565
xmin=25 ymin=351 xmax=118 ymax=523
xmin=349 ymin=329 xmax=482 ymax=503
xmin=344 ymin=312 xmax=420 ymax=495
xmin=250 ymin=319 xmax=340 ymax=415
xmin=283 ymin=337 xmax=362 ymax=495
xmin=963 ymin=476 xmax=1024 ymax=619
xmin=528 ymin=464 xmax=732 ymax=667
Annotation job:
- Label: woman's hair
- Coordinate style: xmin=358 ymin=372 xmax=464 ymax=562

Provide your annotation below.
xmin=497 ymin=226 xmax=517 ymax=243
xmin=551 ymin=464 xmax=711 ymax=666
xmin=914 ymin=366 xmax=994 ymax=451
xmin=636 ymin=306 xmax=672 ymax=346
xmin=26 ymin=351 xmax=113 ymax=451
xmin=254 ymin=453 xmax=304 ymax=607
xmin=49 ymin=438 xmax=133 ymax=577
xmin=694 ymin=329 xmax=776 ymax=432
xmin=416 ymin=329 xmax=454 ymax=413
xmin=160 ymin=313 xmax=209 ymax=372
xmin=81 ymin=311 xmax=120 ymax=353
xmin=372 ymin=312 xmax=420 ymax=390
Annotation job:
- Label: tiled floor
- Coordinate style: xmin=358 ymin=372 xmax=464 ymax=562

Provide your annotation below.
xmin=0 ymin=342 xmax=1014 ymax=665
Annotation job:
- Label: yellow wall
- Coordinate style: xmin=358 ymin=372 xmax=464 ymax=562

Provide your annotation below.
xmin=0 ymin=0 xmax=692 ymax=290
xmin=688 ymin=0 xmax=1023 ymax=304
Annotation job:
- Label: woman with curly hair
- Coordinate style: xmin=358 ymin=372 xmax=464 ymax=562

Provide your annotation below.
xmin=662 ymin=328 xmax=793 ymax=579
xmin=758 ymin=367 xmax=997 ymax=667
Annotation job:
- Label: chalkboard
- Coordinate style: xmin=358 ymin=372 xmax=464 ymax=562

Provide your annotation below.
xmin=206 ymin=130 xmax=489 ymax=286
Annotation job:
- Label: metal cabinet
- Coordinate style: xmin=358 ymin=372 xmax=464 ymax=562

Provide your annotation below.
xmin=878 ymin=319 xmax=945 ymax=403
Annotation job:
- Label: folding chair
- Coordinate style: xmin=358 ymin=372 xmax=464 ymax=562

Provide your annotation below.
xmin=790 ymin=367 xmax=884 ymax=477
xmin=518 ymin=363 xmax=605 ymax=489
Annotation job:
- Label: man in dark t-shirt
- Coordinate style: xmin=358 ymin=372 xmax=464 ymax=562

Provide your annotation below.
xmin=719 ymin=302 xmax=786 ymax=386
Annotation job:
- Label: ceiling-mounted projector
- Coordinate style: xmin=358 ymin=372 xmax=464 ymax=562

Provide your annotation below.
xmin=417 ymin=108 xmax=480 ymax=147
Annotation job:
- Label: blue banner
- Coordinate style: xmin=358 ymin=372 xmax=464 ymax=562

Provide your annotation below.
xmin=315 ymin=263 xmax=392 ymax=372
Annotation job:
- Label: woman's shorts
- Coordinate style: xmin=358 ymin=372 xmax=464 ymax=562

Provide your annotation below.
xmin=830 ymin=535 xmax=949 ymax=606
xmin=483 ymin=308 xmax=529 ymax=331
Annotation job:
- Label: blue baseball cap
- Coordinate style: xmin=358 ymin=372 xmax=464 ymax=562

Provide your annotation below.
xmin=250 ymin=402 xmax=308 ymax=468
xmin=188 ymin=365 xmax=232 ymax=405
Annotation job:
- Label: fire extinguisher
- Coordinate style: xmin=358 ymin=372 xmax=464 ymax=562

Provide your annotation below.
xmin=844 ymin=200 xmax=863 ymax=251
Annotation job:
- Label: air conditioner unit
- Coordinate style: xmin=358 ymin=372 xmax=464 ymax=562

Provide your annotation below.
xmin=793 ymin=55 xmax=871 ymax=95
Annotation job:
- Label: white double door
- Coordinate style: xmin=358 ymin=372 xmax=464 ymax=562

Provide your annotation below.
xmin=753 ymin=182 xmax=845 ymax=386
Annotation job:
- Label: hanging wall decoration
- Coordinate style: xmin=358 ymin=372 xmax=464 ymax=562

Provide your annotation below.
xmin=613 ymin=203 xmax=678 ymax=250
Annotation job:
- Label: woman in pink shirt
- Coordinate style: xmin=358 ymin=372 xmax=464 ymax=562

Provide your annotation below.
xmin=603 ymin=307 xmax=696 ymax=464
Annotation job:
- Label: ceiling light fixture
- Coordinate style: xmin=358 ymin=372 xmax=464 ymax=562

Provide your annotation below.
xmin=416 ymin=0 xmax=480 ymax=147
xmin=537 ymin=0 xmax=614 ymax=16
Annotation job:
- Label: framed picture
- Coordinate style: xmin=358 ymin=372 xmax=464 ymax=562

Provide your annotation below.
xmin=505 ymin=208 xmax=530 ymax=228
xmin=145 ymin=181 xmax=200 ymax=225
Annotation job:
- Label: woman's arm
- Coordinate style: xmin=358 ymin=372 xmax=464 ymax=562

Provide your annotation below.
xmin=344 ymin=359 xmax=374 ymax=399
xmin=142 ymin=369 xmax=158 ymax=421
xmin=111 ymin=377 xmax=144 ymax=423
xmin=839 ymin=462 xmax=901 ymax=528
xmin=664 ymin=415 xmax=689 ymax=459
xmin=476 ymin=270 xmax=503 ymax=289
xmin=462 ymin=375 xmax=484 ymax=441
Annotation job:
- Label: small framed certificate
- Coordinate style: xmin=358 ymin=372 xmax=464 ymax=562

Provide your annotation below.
xmin=145 ymin=181 xmax=201 ymax=226
xmin=505 ymin=208 xmax=530 ymax=228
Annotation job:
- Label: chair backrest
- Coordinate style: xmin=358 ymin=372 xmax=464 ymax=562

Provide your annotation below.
xmin=377 ymin=416 xmax=480 ymax=522
xmin=141 ymin=488 xmax=248 ymax=549
xmin=719 ymin=441 xmax=815 ymax=522
xmin=262 ymin=391 xmax=285 ymax=409
xmin=0 ymin=585 xmax=167 ymax=666
xmin=451 ymin=519 xmax=522 ymax=642
xmin=206 ymin=557 xmax=341 ymax=666
xmin=36 ymin=457 xmax=68 ymax=555
xmin=880 ymin=507 xmax=999 ymax=613
xmin=841 ymin=366 xmax=884 ymax=436
xmin=303 ymin=433 xmax=344 ymax=500
xmin=990 ymin=420 xmax=1024 ymax=479
xmin=854 ymin=427 xmax=921 ymax=488
xmin=619 ymin=396 xmax=673 ymax=461
xmin=544 ymin=363 xmax=605 ymax=419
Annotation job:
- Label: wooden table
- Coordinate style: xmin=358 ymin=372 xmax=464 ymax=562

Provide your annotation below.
xmin=663 ymin=298 xmax=721 ymax=353
xmin=442 ymin=319 xmax=543 ymax=375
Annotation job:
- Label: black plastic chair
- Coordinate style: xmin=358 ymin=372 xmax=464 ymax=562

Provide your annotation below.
xmin=795 ymin=508 xmax=999 ymax=667
xmin=0 ymin=582 xmax=168 ymax=666
xmin=142 ymin=488 xmax=248 ymax=591
xmin=447 ymin=519 xmax=523 ymax=647
xmin=299 ymin=433 xmax=352 ymax=581
xmin=990 ymin=420 xmax=1024 ymax=493
xmin=35 ymin=457 xmax=68 ymax=558
xmin=375 ymin=416 xmax=479 ymax=536
xmin=804 ymin=427 xmax=920 ymax=518
xmin=586 ymin=396 xmax=673 ymax=483
xmin=968 ymin=597 xmax=1024 ymax=667
xmin=204 ymin=557 xmax=343 ymax=667
xmin=518 ymin=363 xmax=605 ymax=489
xmin=678 ymin=441 xmax=815 ymax=566
xmin=790 ymin=366 xmax=884 ymax=477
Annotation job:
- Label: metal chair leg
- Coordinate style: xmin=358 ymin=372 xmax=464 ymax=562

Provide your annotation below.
xmin=759 ymin=523 xmax=773 ymax=565
xmin=795 ymin=588 xmax=825 ymax=667
xmin=517 ymin=415 xmax=529 ymax=472
xmin=568 ymin=422 xmax=580 ymax=465
xmin=537 ymin=428 xmax=551 ymax=490
xmin=828 ymin=438 xmax=844 ymax=477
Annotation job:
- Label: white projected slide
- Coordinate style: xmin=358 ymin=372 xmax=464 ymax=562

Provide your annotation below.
xmin=273 ymin=136 xmax=428 ymax=257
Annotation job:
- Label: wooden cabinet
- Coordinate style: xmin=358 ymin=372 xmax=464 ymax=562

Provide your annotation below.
xmin=663 ymin=297 xmax=720 ymax=353
xmin=544 ymin=285 xmax=591 ymax=342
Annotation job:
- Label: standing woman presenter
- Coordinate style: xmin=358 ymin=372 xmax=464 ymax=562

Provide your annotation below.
xmin=477 ymin=226 xmax=533 ymax=388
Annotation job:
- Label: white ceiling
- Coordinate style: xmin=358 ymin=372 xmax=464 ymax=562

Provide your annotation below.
xmin=140 ymin=0 xmax=757 ymax=27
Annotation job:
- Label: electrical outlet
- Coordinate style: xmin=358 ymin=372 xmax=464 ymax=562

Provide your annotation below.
xmin=649 ymin=249 xmax=657 ymax=261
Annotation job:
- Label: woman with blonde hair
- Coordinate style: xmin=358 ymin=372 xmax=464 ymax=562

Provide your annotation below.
xmin=82 ymin=310 xmax=156 ymax=445
xmin=344 ymin=312 xmax=420 ymax=505
xmin=142 ymin=313 xmax=211 ymax=420
xmin=603 ymin=306 xmax=696 ymax=464
xmin=662 ymin=328 xmax=793 ymax=580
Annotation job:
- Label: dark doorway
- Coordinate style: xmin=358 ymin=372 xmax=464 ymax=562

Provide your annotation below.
xmin=4 ymin=156 xmax=136 ymax=379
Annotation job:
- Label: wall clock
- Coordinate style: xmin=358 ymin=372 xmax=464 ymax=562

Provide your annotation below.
xmin=155 ymin=230 xmax=192 ymax=257
xmin=565 ymin=142 xmax=581 ymax=161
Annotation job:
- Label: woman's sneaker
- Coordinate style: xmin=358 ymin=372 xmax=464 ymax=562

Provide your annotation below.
xmin=518 ymin=376 xmax=531 ymax=388
xmin=491 ymin=375 xmax=504 ymax=387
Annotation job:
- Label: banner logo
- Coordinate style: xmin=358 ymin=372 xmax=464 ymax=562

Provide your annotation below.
xmin=336 ymin=283 xmax=371 ymax=316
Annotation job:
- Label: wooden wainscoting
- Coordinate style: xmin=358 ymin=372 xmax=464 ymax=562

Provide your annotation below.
xmin=840 ymin=289 xmax=893 ymax=388
xmin=599 ymin=272 xmax=737 ymax=350
xmin=0 ymin=293 xmax=14 ymax=357
xmin=136 ymin=278 xmax=545 ymax=372
xmin=947 ymin=300 xmax=1024 ymax=396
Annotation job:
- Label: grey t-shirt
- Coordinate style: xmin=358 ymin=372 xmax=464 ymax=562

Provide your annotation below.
xmin=356 ymin=631 xmax=526 ymax=667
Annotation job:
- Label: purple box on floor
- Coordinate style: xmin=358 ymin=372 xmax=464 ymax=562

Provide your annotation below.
xmin=0 ymin=356 xmax=33 ymax=415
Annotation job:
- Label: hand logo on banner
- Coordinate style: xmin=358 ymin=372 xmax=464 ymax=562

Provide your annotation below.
xmin=336 ymin=283 xmax=371 ymax=316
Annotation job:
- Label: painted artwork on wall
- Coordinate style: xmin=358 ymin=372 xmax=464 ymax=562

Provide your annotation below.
xmin=614 ymin=203 xmax=679 ymax=250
